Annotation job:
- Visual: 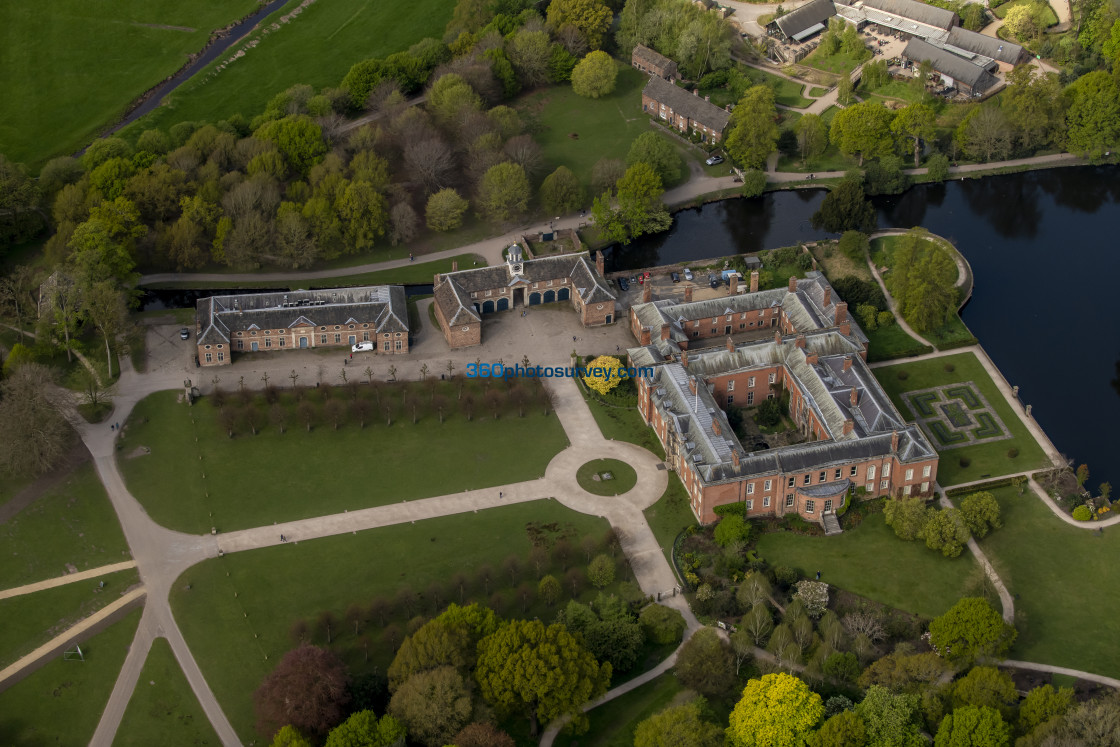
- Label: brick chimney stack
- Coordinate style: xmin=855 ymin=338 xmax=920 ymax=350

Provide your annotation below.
xmin=850 ymin=387 xmax=858 ymax=407
xmin=681 ymin=349 xmax=689 ymax=367
xmin=726 ymin=336 xmax=734 ymax=352
xmin=640 ymin=328 xmax=651 ymax=346
xmin=661 ymin=324 xmax=671 ymax=341
xmin=750 ymin=270 xmax=759 ymax=293
xmin=823 ymin=287 xmax=831 ymax=307
xmin=732 ymin=450 xmax=740 ymax=467
xmin=839 ymin=321 xmax=852 ymax=336
xmin=795 ymin=335 xmax=806 ymax=348
xmin=774 ymin=330 xmax=782 ymax=344
xmin=712 ymin=420 xmax=721 ymax=436
xmin=434 ymin=273 xmax=442 ymax=286
xmin=451 ymin=260 xmax=458 ymax=273
xmin=843 ymin=354 xmax=853 ymax=371
xmin=595 ymin=251 xmax=605 ymax=276
xmin=688 ymin=376 xmax=696 ymax=393
xmin=805 ymin=351 xmax=818 ymax=364
xmin=643 ymin=284 xmax=651 ymax=303
xmin=684 ymin=285 xmax=693 ymax=303
xmin=835 ymin=302 xmax=848 ymax=325
xmin=891 ymin=430 xmax=900 ymax=452
xmin=730 ymin=274 xmax=738 ymax=294
xmin=694 ymin=88 xmax=699 ymax=96
xmin=788 ymin=276 xmax=798 ymax=293
xmin=843 ymin=419 xmax=854 ymax=435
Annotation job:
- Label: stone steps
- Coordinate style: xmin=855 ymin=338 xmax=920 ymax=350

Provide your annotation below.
xmin=822 ymin=512 xmax=842 ymax=536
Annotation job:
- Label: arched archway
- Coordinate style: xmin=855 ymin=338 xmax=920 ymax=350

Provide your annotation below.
xmin=482 ymin=300 xmax=495 ymax=314
xmin=557 ymin=287 xmax=570 ymax=302
xmin=543 ymin=290 xmax=555 ymax=303
xmin=529 ymin=292 xmax=541 ymax=306
xmin=496 ymin=297 xmax=509 ymax=311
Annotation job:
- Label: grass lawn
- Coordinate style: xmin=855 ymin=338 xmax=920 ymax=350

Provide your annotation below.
xmin=870 ymin=236 xmax=977 ymax=349
xmin=872 ymin=352 xmax=1050 ymax=485
xmin=554 ymin=674 xmax=687 ymax=747
xmin=803 ymin=48 xmax=870 ymax=76
xmin=970 ymin=486 xmax=1120 ymax=677
xmin=0 ymin=608 xmax=142 ymax=747
xmin=577 ymin=459 xmax=638 ymax=496
xmin=809 ymin=86 xmax=830 ymax=97
xmin=0 ymin=463 xmax=130 ymax=589
xmin=993 ymin=0 xmax=1059 ymax=24
xmin=777 ymin=141 xmax=858 ymax=173
xmin=118 ymin=385 xmax=569 ymax=533
xmin=120 ymin=0 xmax=451 ymax=139
xmin=515 ymin=65 xmax=706 ymax=191
xmin=170 ymin=501 xmax=623 ymax=742
xmin=0 ymin=0 xmax=259 ymax=168
xmin=755 ymin=512 xmax=976 ymax=618
xmin=643 ymin=474 xmax=696 ymax=571
xmin=113 ymin=637 xmax=220 ymax=747
xmin=0 ymin=568 xmax=140 ymax=669
xmin=142 ymin=253 xmax=484 ymax=291
xmin=862 ymin=79 xmax=936 ymax=105
xmin=577 ymin=382 xmax=665 ymax=459
xmin=865 ymin=323 xmax=934 ymax=362
xmin=809 ymin=240 xmax=872 ymax=282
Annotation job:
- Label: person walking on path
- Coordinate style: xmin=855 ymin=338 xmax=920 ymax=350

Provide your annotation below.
xmin=816 ymin=570 xmax=821 ymax=580
xmin=499 ymin=491 xmax=503 ymax=500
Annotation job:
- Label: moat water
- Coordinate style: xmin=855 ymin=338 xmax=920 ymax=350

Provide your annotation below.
xmin=608 ymin=165 xmax=1120 ymax=489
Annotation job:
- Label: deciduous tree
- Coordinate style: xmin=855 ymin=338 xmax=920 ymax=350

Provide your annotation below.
xmin=891 ymin=104 xmax=937 ymax=168
xmin=960 ymin=491 xmax=1002 ymax=538
xmin=854 ymin=685 xmax=924 ymax=747
xmin=634 ymin=700 xmax=724 ymax=747
xmin=675 ymin=628 xmax=737 ymax=698
xmin=426 ymin=188 xmax=470 ymax=231
xmin=808 ymin=710 xmax=868 ymax=747
xmin=795 ymin=114 xmax=829 ymax=163
xmin=388 ymin=666 xmax=471 ymax=746
xmin=571 ymin=50 xmax=618 ymax=97
xmin=548 ymin=0 xmax=613 ymax=49
xmin=829 ymin=102 xmax=895 ymax=166
xmin=540 ymin=166 xmax=584 ymax=215
xmin=727 ymin=672 xmax=824 ymax=747
xmin=811 ymin=179 xmax=875 ymax=233
xmin=934 ymin=705 xmax=1010 ymax=747
xmin=0 ymin=364 xmax=72 ymax=476
xmin=475 ymin=619 xmax=610 ymax=735
xmin=477 ymin=162 xmax=530 ymax=224
xmin=254 ymin=645 xmax=351 ymax=739
xmin=921 ymin=507 xmax=970 ymax=557
xmin=627 ymin=132 xmax=682 ymax=185
xmin=591 ymin=162 xmax=670 ymax=244
xmin=1065 ymin=71 xmax=1120 ymax=160
xmin=724 ymin=86 xmax=779 ymax=170
xmin=323 ymin=710 xmax=406 ymax=747
xmin=929 ymin=597 xmax=1016 ymax=664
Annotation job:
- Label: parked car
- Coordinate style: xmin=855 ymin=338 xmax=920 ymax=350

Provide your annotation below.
xmin=638 ymin=275 xmax=645 ymax=284
xmin=710 ymin=277 xmax=720 ymax=289
xmin=630 ymin=275 xmax=638 ymax=284
xmin=179 ymin=327 xmax=190 ymax=340
xmin=617 ymin=276 xmax=629 ymax=291
xmin=671 ymin=271 xmax=680 ymax=283
xmin=644 ymin=271 xmax=651 ymax=279
xmin=684 ymin=268 xmax=693 ymax=281
xmin=706 ymin=154 xmax=724 ymax=166
xmin=352 ymin=341 xmax=375 ymax=353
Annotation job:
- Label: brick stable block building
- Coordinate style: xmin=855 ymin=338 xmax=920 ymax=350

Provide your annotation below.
xmin=433 ymin=248 xmax=616 ymax=348
xmin=641 ymin=75 xmax=731 ymax=144
xmin=195 ymin=286 xmax=409 ymax=366
xmin=627 ymin=273 xmax=937 ymax=527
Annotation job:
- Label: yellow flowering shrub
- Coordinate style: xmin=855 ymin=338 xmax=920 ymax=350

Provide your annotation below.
xmin=582 ymin=355 xmax=625 ymax=395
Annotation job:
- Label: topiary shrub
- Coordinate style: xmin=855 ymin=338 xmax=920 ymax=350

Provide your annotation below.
xmin=959 ymin=456 xmax=971 ymax=468
xmin=639 ymin=603 xmax=686 ymax=644
xmin=1007 ymin=447 xmax=1020 ymax=459
xmin=897 ymin=370 xmax=909 ymax=380
xmin=944 ymin=363 xmax=956 ymax=373
xmin=1072 ymin=505 xmax=1092 ymax=521
xmin=773 ymin=565 xmax=799 ymax=588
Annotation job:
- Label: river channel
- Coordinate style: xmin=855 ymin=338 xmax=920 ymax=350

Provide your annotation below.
xmin=609 ymin=165 xmax=1120 ymax=489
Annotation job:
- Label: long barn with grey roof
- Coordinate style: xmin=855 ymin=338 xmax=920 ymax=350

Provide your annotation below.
xmin=627 ymin=282 xmax=937 ymax=527
xmin=194 ymin=285 xmax=409 ymax=366
xmin=432 ymin=249 xmax=616 ymax=348
xmin=641 ymin=75 xmax=731 ymax=144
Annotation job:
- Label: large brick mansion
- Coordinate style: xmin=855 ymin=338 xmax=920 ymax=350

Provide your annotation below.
xmin=628 ymin=272 xmax=938 ymax=526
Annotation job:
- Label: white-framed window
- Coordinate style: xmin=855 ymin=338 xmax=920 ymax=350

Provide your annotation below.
xmin=904 ymin=485 xmax=912 ymax=496
xmin=763 ymin=496 xmax=771 ymax=507
xmin=835 ymin=469 xmax=842 ymax=479
xmin=727 ymin=395 xmax=734 ymax=404
xmin=806 ymin=500 xmax=815 ymax=514
xmin=265 ymin=338 xmax=272 ymax=348
xmin=921 ymin=481 xmax=929 ymax=492
xmin=748 ymin=376 xmax=755 ymax=387
xmin=883 ymin=463 xmax=891 ymax=477
xmin=764 ymin=479 xmax=772 ymax=491
xmin=881 ymin=479 xmax=889 ymax=491
xmin=395 ymin=340 xmax=403 ymax=350
xmin=746 ymin=499 xmax=754 ymax=510
xmin=363 ymin=332 xmax=369 ymax=341
xmin=824 ymin=499 xmax=833 ymax=512
xmin=803 ymin=474 xmax=811 ymax=485
xmin=334 ymin=334 xmax=341 ymax=343
xmin=923 ymin=465 xmax=932 ymax=478
xmin=747 ymin=483 xmax=755 ymax=494
xmin=727 ymin=380 xmax=735 ymax=391
xmin=867 ymin=465 xmax=876 ymax=480
xmin=217 ymin=352 xmax=224 ymax=362
xmin=768 ymin=373 xmax=776 ymax=384
xmin=819 ymin=471 xmax=826 ymax=482
xmin=237 ymin=341 xmax=244 ymax=350
xmin=383 ymin=341 xmax=391 ymax=351
xmin=850 ymin=466 xmax=858 ymax=476
xmin=905 ymin=468 xmax=914 ymax=481
xmin=205 ymin=353 xmax=213 ymax=363
xmin=786 ymin=494 xmax=795 ymax=507
xmin=279 ymin=338 xmax=285 ymax=347
xmin=747 ymin=392 xmax=754 ymax=405
xmin=866 ymin=482 xmax=874 ymax=492
xmin=757 ymin=310 xmax=764 ymax=317
xmin=486 ymin=290 xmax=492 ymax=296
xmin=726 ymin=315 xmax=732 ymax=321
xmin=788 ymin=477 xmax=795 ymax=488
xmin=321 ymin=335 xmax=328 ymax=343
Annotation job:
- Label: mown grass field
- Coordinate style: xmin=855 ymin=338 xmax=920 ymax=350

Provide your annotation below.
xmin=0 ymin=0 xmax=259 ymax=168
xmin=113 ymin=637 xmax=220 ymax=747
xmin=170 ymin=502 xmax=622 ymax=742
xmin=118 ymin=386 xmax=569 ymax=533
xmin=122 ymin=0 xmax=453 ymax=139
xmin=0 ymin=462 xmax=130 ymax=589
xmin=966 ymin=486 xmax=1120 ymax=678
xmin=755 ymin=512 xmax=977 ymax=618
xmin=0 ymin=609 xmax=142 ymax=747
xmin=872 ymin=352 xmax=1050 ymax=485
xmin=554 ymin=674 xmax=687 ymax=747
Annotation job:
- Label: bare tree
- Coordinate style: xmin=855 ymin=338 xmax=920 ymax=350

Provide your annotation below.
xmin=405 ymin=138 xmax=457 ymax=194
xmin=368 ymin=597 xmax=392 ymax=627
xmin=451 ymin=572 xmax=470 ymax=604
xmin=315 ymin=611 xmax=337 ymax=644
xmin=298 ymin=400 xmax=316 ymax=432
xmin=324 ymin=399 xmax=346 ymax=430
xmin=243 ymin=404 xmax=264 ymax=435
xmin=0 ymin=364 xmax=73 ymax=476
xmin=389 ymin=202 xmax=420 ymax=246
xmin=591 ymin=158 xmax=626 ymax=196
xmin=433 ymin=394 xmax=449 ymax=423
xmin=503 ymin=134 xmax=544 ymax=177
xmin=742 ymin=603 xmax=774 ymax=646
xmin=730 ymin=628 xmax=754 ymax=675
xmin=530 ymin=546 xmax=550 ymax=578
xmin=351 ymin=398 xmax=372 ymax=428
xmin=289 ymin=618 xmax=310 ymax=645
xmin=426 ymin=581 xmax=445 ymax=614
xmin=395 ymin=586 xmax=419 ymax=618
xmin=565 ymin=567 xmax=584 ymax=597
xmin=842 ymin=611 xmax=886 ymax=642
xmin=253 ymin=645 xmax=350 ymax=739
xmin=218 ymin=407 xmax=237 ymax=438
xmin=270 ymin=402 xmax=288 ymax=434
xmin=364 ymin=366 xmax=375 ymax=385
xmin=289 ymin=369 xmax=300 ymax=389
xmin=502 ymin=554 xmax=521 ymax=586
xmin=552 ymin=539 xmax=572 ymax=570
xmin=477 ymin=564 xmax=494 ymax=595
xmin=0 ymin=265 xmax=37 ymax=343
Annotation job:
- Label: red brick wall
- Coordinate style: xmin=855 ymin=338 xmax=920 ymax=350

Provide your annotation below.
xmin=433 ymin=297 xmax=481 ymax=348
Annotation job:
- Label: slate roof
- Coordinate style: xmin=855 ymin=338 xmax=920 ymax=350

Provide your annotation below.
xmin=641 ymin=331 xmax=935 ymax=487
xmin=642 ymin=76 xmax=732 ymax=133
xmin=774 ymin=0 xmax=839 ymax=38
xmin=632 ymin=44 xmax=678 ymax=73
xmin=944 ymin=26 xmax=1024 ymax=64
xmin=858 ymin=0 xmax=957 ymax=30
xmin=433 ymin=253 xmax=615 ymax=324
xmin=195 ymin=286 xmax=408 ymax=345
xmin=903 ymin=37 xmax=998 ymax=90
